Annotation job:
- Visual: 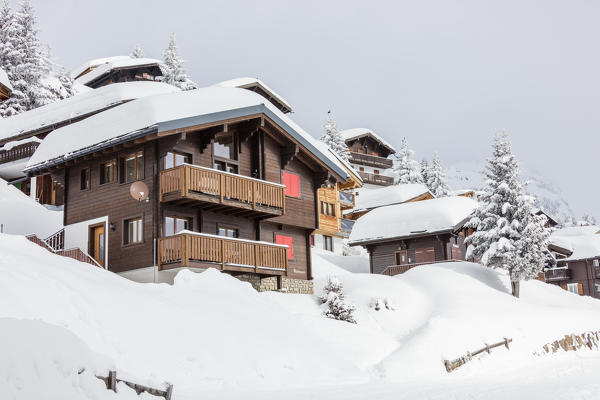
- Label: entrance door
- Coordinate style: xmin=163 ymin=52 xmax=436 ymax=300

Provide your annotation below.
xmin=90 ymin=225 xmax=105 ymax=267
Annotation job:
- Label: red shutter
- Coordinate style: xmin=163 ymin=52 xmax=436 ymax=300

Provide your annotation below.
xmin=282 ymin=172 xmax=300 ymax=198
xmin=275 ymin=234 xmax=294 ymax=260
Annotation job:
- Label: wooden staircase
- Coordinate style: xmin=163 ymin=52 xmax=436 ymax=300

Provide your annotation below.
xmin=26 ymin=229 xmax=102 ymax=268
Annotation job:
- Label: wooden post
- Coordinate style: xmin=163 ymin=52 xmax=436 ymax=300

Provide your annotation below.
xmin=252 ymin=181 xmax=257 ymax=210
xmin=182 ymin=235 xmax=189 ymax=267
xmin=165 ymin=383 xmax=173 ymax=400
xmin=254 ymin=245 xmax=259 ymax=273
xmin=108 ymin=370 xmax=117 ymax=391
xmin=220 ymin=174 xmax=225 ymax=203
xmin=221 ymin=239 xmax=225 ymax=270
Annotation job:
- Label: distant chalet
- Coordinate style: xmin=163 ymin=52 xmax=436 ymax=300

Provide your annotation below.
xmin=340 ymin=128 xmax=396 ymax=186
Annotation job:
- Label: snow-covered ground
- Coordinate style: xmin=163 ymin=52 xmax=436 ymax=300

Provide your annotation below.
xmin=1 ymin=236 xmax=599 ymax=399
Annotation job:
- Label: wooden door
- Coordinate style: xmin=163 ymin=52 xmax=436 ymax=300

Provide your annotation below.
xmin=451 ymin=245 xmax=463 ymax=260
xmin=90 ymin=225 xmax=105 ymax=267
xmin=396 ymin=250 xmax=408 ymax=265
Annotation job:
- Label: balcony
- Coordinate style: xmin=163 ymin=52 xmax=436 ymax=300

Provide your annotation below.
xmin=545 ymin=268 xmax=571 ymax=282
xmin=349 ymin=152 xmax=393 ymax=169
xmin=358 ymin=171 xmax=394 ymax=186
xmin=339 ymin=191 xmax=355 ymax=210
xmin=340 ymin=219 xmax=355 ymax=238
xmin=157 ymin=232 xmax=288 ymax=274
xmin=160 ymin=164 xmax=285 ymax=217
xmin=0 ymin=141 xmax=40 ymax=165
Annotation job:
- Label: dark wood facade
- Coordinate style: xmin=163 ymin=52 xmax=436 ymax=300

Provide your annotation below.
xmin=545 ymin=256 xmax=600 ymax=298
xmin=83 ymin=64 xmax=163 ymax=89
xmin=42 ymin=113 xmax=340 ymax=281
xmin=345 ymin=134 xmax=395 ymax=187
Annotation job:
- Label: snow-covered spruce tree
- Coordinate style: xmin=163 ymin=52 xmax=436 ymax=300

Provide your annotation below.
xmin=393 ymin=137 xmax=423 ymax=184
xmin=426 ymin=152 xmax=450 ymax=197
xmin=320 ymin=275 xmax=356 ymax=323
xmin=320 ymin=111 xmax=350 ymax=162
xmin=162 ymin=33 xmax=197 ymax=91
xmin=465 ymin=133 xmax=549 ymax=297
xmin=420 ymin=159 xmax=430 ymax=187
xmin=131 ymin=44 xmax=144 ymax=58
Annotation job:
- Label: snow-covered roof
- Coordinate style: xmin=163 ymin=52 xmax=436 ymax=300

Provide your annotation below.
xmin=25 ymin=87 xmax=350 ymax=181
xmin=0 ymin=67 xmax=12 ymax=92
xmin=71 ymin=56 xmax=134 ymax=79
xmin=213 ymin=77 xmax=292 ymax=113
xmin=550 ymin=226 xmax=600 ymax=261
xmin=0 ymin=137 xmax=42 ymax=152
xmin=349 ymin=196 xmax=478 ymax=245
xmin=339 ymin=128 xmax=396 ymax=154
xmin=0 ymin=82 xmax=180 ymax=143
xmin=351 ymin=184 xmax=431 ymax=213
xmin=75 ymin=57 xmax=163 ymax=86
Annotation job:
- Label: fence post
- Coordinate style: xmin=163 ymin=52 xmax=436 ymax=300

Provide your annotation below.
xmin=108 ymin=370 xmax=117 ymax=391
xmin=165 ymin=383 xmax=173 ymax=400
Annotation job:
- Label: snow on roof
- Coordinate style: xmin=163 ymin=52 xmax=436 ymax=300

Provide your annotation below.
xmin=0 ymin=67 xmax=12 ymax=91
xmin=26 ymin=87 xmax=350 ymax=181
xmin=213 ymin=77 xmax=292 ymax=112
xmin=0 ymin=82 xmax=180 ymax=143
xmin=339 ymin=128 xmax=396 ymax=154
xmin=0 ymin=137 xmax=42 ymax=152
xmin=351 ymin=184 xmax=431 ymax=212
xmin=550 ymin=226 xmax=600 ymax=261
xmin=75 ymin=57 xmax=163 ymax=86
xmin=71 ymin=55 xmax=133 ymax=79
xmin=349 ymin=196 xmax=478 ymax=244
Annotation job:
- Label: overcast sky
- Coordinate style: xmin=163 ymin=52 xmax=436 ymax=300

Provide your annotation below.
xmin=30 ymin=0 xmax=600 ymax=217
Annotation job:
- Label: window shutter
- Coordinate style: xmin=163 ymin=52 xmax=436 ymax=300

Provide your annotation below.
xmin=578 ymin=283 xmax=584 ymax=295
xmin=561 ymin=284 xmax=568 ymax=290
xmin=282 ymin=172 xmax=300 ymax=198
xmin=275 ymin=234 xmax=294 ymax=260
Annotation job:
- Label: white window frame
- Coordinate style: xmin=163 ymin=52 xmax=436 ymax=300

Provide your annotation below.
xmin=567 ymin=283 xmax=579 ymax=294
xmin=593 ymin=259 xmax=599 ymax=267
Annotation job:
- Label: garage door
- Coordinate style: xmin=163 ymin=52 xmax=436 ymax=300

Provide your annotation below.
xmin=415 ymin=247 xmax=435 ymax=263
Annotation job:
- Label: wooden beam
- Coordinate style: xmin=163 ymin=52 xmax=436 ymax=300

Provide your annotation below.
xmin=281 ymin=144 xmax=299 ymax=169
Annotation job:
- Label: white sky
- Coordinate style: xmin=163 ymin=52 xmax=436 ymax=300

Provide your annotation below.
xmin=29 ymin=0 xmax=600 ymax=217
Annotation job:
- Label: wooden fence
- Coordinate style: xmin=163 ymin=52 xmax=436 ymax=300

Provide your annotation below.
xmin=382 ymin=259 xmax=459 ymax=276
xmin=26 ymin=230 xmax=101 ymax=268
xmin=160 ymin=164 xmax=285 ymax=211
xmin=89 ymin=370 xmax=172 ymax=400
xmin=158 ymin=232 xmax=288 ymax=273
xmin=443 ymin=338 xmax=512 ymax=372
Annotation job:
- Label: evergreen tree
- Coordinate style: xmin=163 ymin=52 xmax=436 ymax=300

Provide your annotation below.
xmin=465 ymin=134 xmax=549 ymax=297
xmin=320 ymin=275 xmax=356 ymax=323
xmin=420 ymin=159 xmax=430 ymax=187
xmin=393 ymin=137 xmax=423 ymax=184
xmin=426 ymin=152 xmax=450 ymax=197
xmin=320 ymin=111 xmax=350 ymax=162
xmin=131 ymin=44 xmax=144 ymax=58
xmin=162 ymin=33 xmax=197 ymax=90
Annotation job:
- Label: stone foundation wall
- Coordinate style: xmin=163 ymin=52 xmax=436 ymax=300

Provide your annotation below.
xmin=235 ymin=274 xmax=313 ymax=294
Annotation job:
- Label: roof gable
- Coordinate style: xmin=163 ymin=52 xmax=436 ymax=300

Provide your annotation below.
xmin=340 ymin=128 xmax=396 ymax=154
xmin=213 ymin=77 xmax=292 ymax=113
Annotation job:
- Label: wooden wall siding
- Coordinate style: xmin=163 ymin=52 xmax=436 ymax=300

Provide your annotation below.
xmin=347 ymin=136 xmax=392 ymax=159
xmin=201 ymin=211 xmax=255 ymax=240
xmin=551 ymin=260 xmax=599 ymax=298
xmin=316 ymin=186 xmax=341 ymax=235
xmin=261 ymin=222 xmax=309 ymax=280
xmin=64 ymin=143 xmax=155 ymax=272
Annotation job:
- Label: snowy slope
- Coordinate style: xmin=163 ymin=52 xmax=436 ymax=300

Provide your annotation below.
xmin=2 ymin=234 xmax=600 ymax=399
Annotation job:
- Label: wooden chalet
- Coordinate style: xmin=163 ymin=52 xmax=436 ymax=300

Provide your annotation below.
xmin=0 ymin=67 xmax=11 ymax=101
xmin=344 ymin=184 xmax=433 ymax=221
xmin=544 ymin=226 xmax=600 ymax=298
xmin=0 ymin=82 xmax=178 ymax=203
xmin=340 ymin=128 xmax=396 ymax=186
xmin=73 ymin=56 xmax=164 ymax=89
xmin=348 ymin=197 xmax=477 ymax=276
xmin=24 ymin=87 xmax=351 ymax=293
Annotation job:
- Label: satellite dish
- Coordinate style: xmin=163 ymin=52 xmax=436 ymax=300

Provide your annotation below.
xmin=130 ymin=181 xmax=149 ymax=202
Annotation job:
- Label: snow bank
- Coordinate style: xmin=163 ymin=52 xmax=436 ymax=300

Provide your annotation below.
xmin=339 ymin=128 xmax=396 ymax=154
xmin=350 ymin=196 xmax=478 ymax=244
xmin=351 ymin=183 xmax=431 ymax=212
xmin=0 ymin=178 xmax=62 ymax=237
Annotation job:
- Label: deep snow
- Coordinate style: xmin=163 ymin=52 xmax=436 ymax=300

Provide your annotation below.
xmin=1 ymin=236 xmax=600 ymax=399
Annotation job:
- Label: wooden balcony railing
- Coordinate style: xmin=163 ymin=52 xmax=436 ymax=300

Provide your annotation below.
xmin=382 ymin=260 xmax=459 ymax=276
xmin=349 ymin=152 xmax=393 ymax=169
xmin=358 ymin=171 xmax=394 ymax=186
xmin=545 ymin=268 xmax=571 ymax=282
xmin=160 ymin=164 xmax=286 ymax=216
xmin=158 ymin=232 xmax=288 ymax=274
xmin=0 ymin=141 xmax=40 ymax=164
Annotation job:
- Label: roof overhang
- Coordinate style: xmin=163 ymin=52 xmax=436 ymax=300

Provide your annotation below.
xmin=344 ymin=132 xmax=396 ymax=155
xmin=349 ymin=228 xmax=455 ymax=247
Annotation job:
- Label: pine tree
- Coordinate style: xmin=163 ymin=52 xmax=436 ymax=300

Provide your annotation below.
xmin=131 ymin=44 xmax=144 ymax=58
xmin=320 ymin=111 xmax=350 ymax=162
xmin=426 ymin=152 xmax=450 ymax=197
xmin=393 ymin=137 xmax=423 ymax=184
xmin=465 ymin=134 xmax=549 ymax=297
xmin=420 ymin=159 xmax=430 ymax=187
xmin=162 ymin=33 xmax=197 ymax=91
xmin=320 ymin=275 xmax=356 ymax=323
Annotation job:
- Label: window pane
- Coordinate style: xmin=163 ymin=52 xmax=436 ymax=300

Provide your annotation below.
xmin=175 ymin=218 xmax=187 ymax=234
xmin=136 ymin=154 xmax=144 ymax=179
xmin=214 ymin=132 xmax=235 ymax=159
xmin=125 ymin=157 xmax=135 ymax=182
xmin=165 ymin=152 xmax=174 ymax=169
xmin=175 ymin=154 xmax=187 ymax=166
xmin=165 ymin=217 xmax=174 ymax=236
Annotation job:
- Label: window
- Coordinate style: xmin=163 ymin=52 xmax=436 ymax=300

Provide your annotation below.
xmin=596 ymin=284 xmax=600 ymax=293
xmin=594 ymin=259 xmax=599 ymax=267
xmin=310 ymin=235 xmax=315 ymax=247
xmin=213 ymin=160 xmax=238 ymax=174
xmin=567 ymin=283 xmax=579 ymax=294
xmin=124 ymin=217 xmax=143 ymax=244
xmin=80 ymin=168 xmax=90 ymax=190
xmin=121 ymin=151 xmax=143 ymax=183
xmin=165 ymin=216 xmax=189 ymax=236
xmin=163 ymin=151 xmax=189 ymax=170
xmin=213 ymin=132 xmax=237 ymax=160
xmin=324 ymin=235 xmax=333 ymax=252
xmin=359 ymin=167 xmax=365 ymax=172
xmin=282 ymin=171 xmax=300 ymax=198
xmin=217 ymin=226 xmax=238 ymax=238
xmin=100 ymin=161 xmax=115 ymax=184
xmin=320 ymin=201 xmax=335 ymax=217
xmin=374 ymin=169 xmax=380 ymax=175
xmin=275 ymin=234 xmax=294 ymax=260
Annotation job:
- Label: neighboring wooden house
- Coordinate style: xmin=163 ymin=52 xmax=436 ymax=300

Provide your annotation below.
xmin=72 ymin=56 xmax=164 ymax=89
xmin=340 ymin=128 xmax=396 ymax=186
xmin=544 ymin=226 xmax=600 ymax=298
xmin=534 ymin=209 xmax=559 ymax=228
xmin=344 ymin=183 xmax=433 ymax=221
xmin=312 ymin=157 xmax=362 ymax=254
xmin=0 ymin=67 xmax=12 ymax=101
xmin=214 ymin=77 xmax=293 ymax=114
xmin=348 ymin=197 xmax=478 ymax=276
xmin=24 ymin=86 xmax=351 ymax=293
xmin=0 ymin=82 xmax=178 ymax=203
